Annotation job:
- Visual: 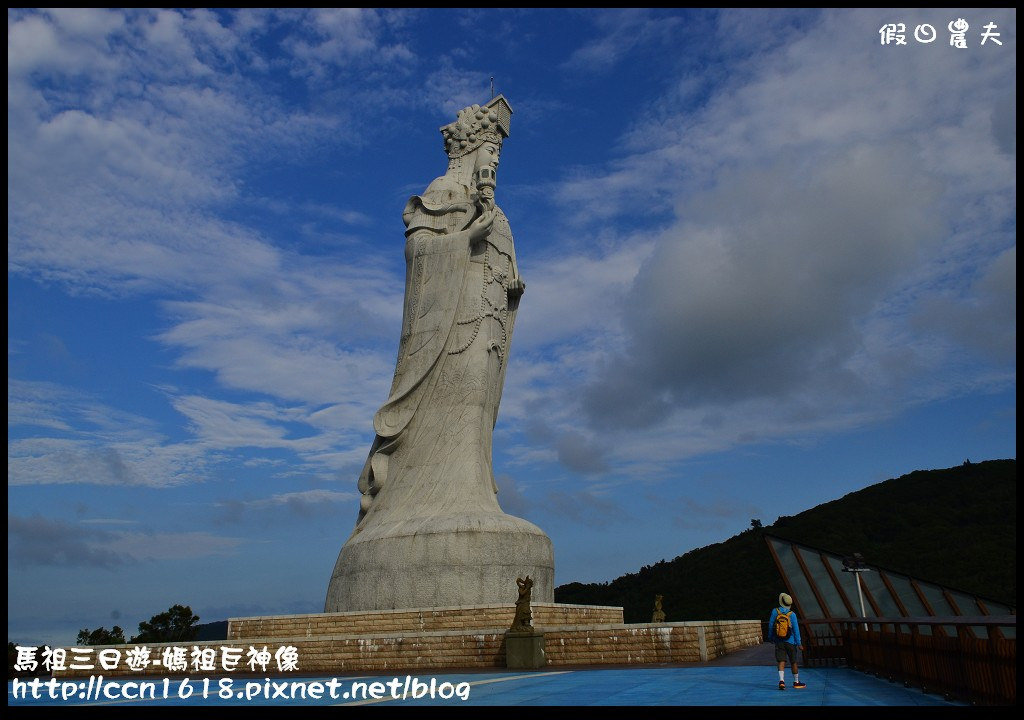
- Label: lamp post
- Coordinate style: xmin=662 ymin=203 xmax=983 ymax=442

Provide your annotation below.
xmin=842 ymin=553 xmax=871 ymax=631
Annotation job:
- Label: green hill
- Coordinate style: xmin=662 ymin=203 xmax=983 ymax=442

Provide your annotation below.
xmin=554 ymin=459 xmax=1016 ymax=622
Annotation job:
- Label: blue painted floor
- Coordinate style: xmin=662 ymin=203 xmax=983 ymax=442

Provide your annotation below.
xmin=8 ymin=665 xmax=967 ymax=707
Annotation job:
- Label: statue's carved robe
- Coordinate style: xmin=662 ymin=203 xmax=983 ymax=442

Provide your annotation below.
xmin=326 ymin=172 xmax=553 ymax=612
xmin=353 ymin=176 xmax=520 ymax=528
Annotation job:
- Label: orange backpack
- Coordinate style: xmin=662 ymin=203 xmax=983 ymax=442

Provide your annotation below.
xmin=773 ymin=609 xmax=793 ymax=640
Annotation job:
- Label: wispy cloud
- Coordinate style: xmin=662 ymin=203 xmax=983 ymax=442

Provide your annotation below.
xmin=543 ymin=488 xmax=623 ymax=529
xmin=8 ymin=514 xmax=129 ymax=568
xmin=106 ymin=531 xmax=245 ymax=561
xmin=216 ymin=489 xmax=357 ymax=524
xmin=284 ymin=8 xmax=414 ymax=76
xmin=155 ymin=260 xmax=402 ymax=407
xmin=228 ymin=489 xmax=356 ymax=509
xmin=8 ymin=380 xmax=209 ymax=487
xmin=422 ymin=61 xmax=495 ymax=117
xmin=7 ymin=514 xmax=245 ymax=567
xmin=561 ymin=9 xmax=686 ymax=72
xmin=669 ymin=497 xmax=762 ymax=532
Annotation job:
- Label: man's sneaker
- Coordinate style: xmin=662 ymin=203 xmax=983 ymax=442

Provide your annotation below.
xmin=778 ymin=681 xmax=786 ymax=690
xmin=793 ymin=681 xmax=807 ymax=689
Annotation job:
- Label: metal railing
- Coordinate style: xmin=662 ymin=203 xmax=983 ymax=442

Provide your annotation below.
xmin=801 ymin=616 xmax=1016 ymax=705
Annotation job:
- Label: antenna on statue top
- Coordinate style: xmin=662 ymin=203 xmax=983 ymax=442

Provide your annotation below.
xmin=490 ymin=76 xmax=495 ymax=99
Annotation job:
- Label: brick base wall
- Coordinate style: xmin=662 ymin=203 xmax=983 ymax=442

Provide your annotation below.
xmin=545 ymin=620 xmax=763 ymax=665
xmin=227 ymin=603 xmax=624 ymax=640
xmin=50 ymin=610 xmax=761 ymax=677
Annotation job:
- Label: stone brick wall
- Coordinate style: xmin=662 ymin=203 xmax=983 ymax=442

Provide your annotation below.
xmin=50 ymin=632 xmax=509 ymax=677
xmin=50 ymin=614 xmax=761 ymax=677
xmin=228 ymin=603 xmax=624 ymax=640
xmin=700 ymin=619 xmax=764 ymax=659
xmin=544 ymin=620 xmax=762 ymax=666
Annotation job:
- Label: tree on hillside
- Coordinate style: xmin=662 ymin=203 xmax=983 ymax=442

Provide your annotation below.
xmin=131 ymin=605 xmax=200 ymax=644
xmin=77 ymin=626 xmax=127 ymax=645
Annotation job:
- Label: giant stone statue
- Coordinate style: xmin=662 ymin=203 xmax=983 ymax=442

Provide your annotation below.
xmin=325 ymin=96 xmax=555 ymax=612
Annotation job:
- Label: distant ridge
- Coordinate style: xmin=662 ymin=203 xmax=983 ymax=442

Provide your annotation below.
xmin=555 ymin=459 xmax=1016 ymax=623
xmin=194 ymin=620 xmax=228 ymax=641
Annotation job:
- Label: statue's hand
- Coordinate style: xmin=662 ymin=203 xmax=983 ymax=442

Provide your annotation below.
xmin=468 ymin=208 xmax=496 ymax=242
xmin=507 ymin=277 xmax=526 ymax=298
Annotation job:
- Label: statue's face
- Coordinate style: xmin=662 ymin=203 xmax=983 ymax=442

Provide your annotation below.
xmin=473 ymin=141 xmax=501 ymax=174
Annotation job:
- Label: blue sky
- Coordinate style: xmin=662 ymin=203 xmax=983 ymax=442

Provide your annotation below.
xmin=8 ymin=9 xmax=1016 ymax=646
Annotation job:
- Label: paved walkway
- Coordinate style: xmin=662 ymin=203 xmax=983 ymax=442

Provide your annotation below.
xmin=8 ymin=644 xmax=967 ymax=707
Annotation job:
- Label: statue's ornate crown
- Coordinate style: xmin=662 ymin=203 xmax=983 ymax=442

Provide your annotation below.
xmin=441 ymin=94 xmax=513 ymax=159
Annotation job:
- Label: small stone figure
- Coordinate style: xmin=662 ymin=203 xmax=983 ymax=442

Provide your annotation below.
xmin=510 ymin=576 xmax=534 ymax=632
xmin=652 ymin=594 xmax=666 ymax=623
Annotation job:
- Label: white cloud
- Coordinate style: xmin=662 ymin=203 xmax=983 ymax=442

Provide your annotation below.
xmin=8 ymin=380 xmax=206 ymax=487
xmin=8 ymin=380 xmax=76 ymax=433
xmin=423 ymin=62 xmax=494 ymax=117
xmin=7 ymin=436 xmax=210 ymax=488
xmin=7 ymin=9 xmax=353 ymax=298
xmin=602 ymin=144 xmax=943 ymax=409
xmin=154 ymin=264 xmax=401 ymax=409
xmin=221 ymin=489 xmax=356 ymax=512
xmin=161 ymin=389 xmax=376 ymax=477
xmin=172 ymin=395 xmax=310 ymax=450
xmin=532 ymin=9 xmax=1017 ymax=465
xmin=7 ymin=8 xmax=124 ymax=76
xmin=514 ymin=239 xmax=652 ymax=350
xmin=264 ymin=488 xmax=354 ymax=505
xmin=284 ymin=8 xmax=414 ymax=77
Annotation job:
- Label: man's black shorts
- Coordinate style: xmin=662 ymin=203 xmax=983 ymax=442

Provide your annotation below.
xmin=775 ymin=641 xmax=797 ymax=663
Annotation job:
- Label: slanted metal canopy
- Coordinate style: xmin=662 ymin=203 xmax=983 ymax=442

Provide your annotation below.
xmin=764 ymin=534 xmax=1016 ymax=641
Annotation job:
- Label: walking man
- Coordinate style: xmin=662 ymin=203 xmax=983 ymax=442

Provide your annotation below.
xmin=768 ymin=592 xmax=805 ymax=689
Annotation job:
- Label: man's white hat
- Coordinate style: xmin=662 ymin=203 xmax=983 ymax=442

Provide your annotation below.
xmin=779 ymin=592 xmax=793 ymax=609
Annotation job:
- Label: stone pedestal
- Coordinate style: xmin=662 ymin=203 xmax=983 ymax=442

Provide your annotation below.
xmin=506 ymin=631 xmax=546 ymax=669
xmin=325 ymin=512 xmax=554 ymax=612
